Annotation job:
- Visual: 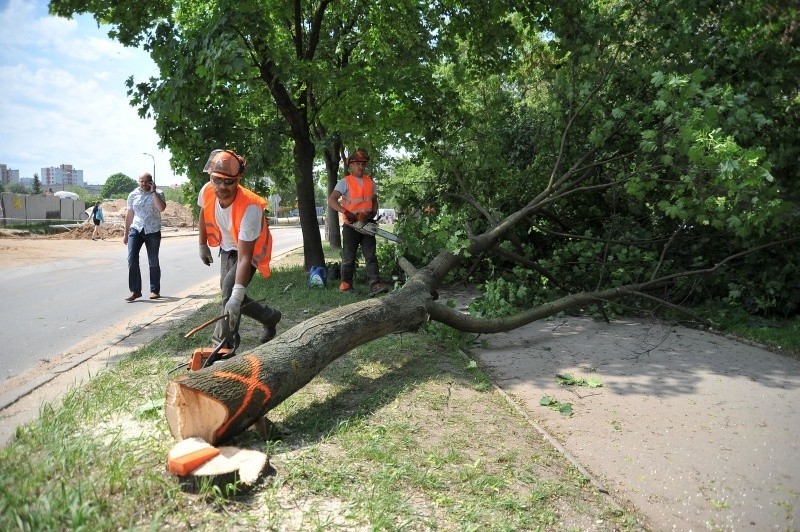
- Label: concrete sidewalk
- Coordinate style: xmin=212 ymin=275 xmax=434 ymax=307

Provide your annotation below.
xmin=469 ymin=317 xmax=800 ymax=531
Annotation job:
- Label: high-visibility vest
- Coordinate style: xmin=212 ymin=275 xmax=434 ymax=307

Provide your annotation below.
xmin=339 ymin=174 xmax=375 ymax=224
xmin=201 ymin=184 xmax=272 ymax=278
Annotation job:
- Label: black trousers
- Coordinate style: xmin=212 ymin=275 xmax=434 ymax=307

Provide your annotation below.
xmin=341 ymin=224 xmax=379 ymax=286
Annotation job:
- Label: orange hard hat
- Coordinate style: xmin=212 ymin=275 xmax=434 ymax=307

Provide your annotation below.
xmin=203 ymin=149 xmax=246 ymax=178
xmin=348 ymin=149 xmax=370 ymax=164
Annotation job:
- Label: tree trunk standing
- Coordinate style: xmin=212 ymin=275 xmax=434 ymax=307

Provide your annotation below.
xmin=294 ymin=137 xmax=326 ymax=270
xmin=166 ymin=286 xmax=431 ymax=444
xmin=323 ymin=146 xmax=342 ymax=249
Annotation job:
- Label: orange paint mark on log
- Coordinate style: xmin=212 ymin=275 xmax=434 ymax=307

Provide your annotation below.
xmin=213 ymin=354 xmax=272 ymax=440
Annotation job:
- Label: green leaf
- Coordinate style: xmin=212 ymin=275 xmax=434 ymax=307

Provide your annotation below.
xmin=585 ymin=377 xmax=603 ymax=388
xmin=556 ymin=373 xmax=576 ymax=385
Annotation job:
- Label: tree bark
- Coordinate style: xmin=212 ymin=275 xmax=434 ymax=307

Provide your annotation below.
xmin=294 ymin=136 xmax=326 ymax=270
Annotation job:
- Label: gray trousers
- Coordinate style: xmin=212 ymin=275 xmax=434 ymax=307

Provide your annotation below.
xmin=212 ymin=249 xmax=280 ymax=346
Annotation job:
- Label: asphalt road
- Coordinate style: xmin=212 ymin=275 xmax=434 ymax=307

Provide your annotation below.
xmin=0 ymin=227 xmax=305 ymax=381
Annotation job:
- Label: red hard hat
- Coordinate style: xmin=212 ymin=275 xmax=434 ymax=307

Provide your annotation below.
xmin=348 ymin=149 xmax=370 ymax=164
xmin=203 ymin=149 xmax=246 ymax=178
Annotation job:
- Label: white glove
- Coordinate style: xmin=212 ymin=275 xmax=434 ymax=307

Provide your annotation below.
xmin=199 ymin=244 xmax=213 ymax=266
xmin=225 ymin=284 xmax=246 ymax=330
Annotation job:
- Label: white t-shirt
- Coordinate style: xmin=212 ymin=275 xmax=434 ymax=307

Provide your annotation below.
xmin=198 ymin=182 xmax=263 ymax=252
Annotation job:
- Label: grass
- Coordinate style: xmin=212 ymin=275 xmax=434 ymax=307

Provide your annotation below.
xmin=0 ymin=246 xmax=645 ymax=531
xmin=704 ymin=309 xmax=800 ymax=359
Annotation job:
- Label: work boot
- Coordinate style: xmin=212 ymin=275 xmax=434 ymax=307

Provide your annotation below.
xmin=259 ymin=310 xmax=282 ymax=344
xmin=339 ymin=281 xmax=353 ymax=292
xmin=125 ymin=291 xmax=142 ymax=302
xmin=369 ymin=282 xmax=388 ymax=297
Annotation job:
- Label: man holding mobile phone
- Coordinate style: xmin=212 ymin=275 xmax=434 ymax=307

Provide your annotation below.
xmin=124 ymin=172 xmax=166 ymax=301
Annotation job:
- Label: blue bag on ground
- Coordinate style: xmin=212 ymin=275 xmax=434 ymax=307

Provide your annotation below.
xmin=308 ymin=265 xmax=327 ymax=288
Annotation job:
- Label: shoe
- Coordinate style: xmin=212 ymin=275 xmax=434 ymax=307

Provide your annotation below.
xmin=369 ymin=282 xmax=388 ymax=297
xmin=125 ymin=292 xmax=142 ymax=302
xmin=259 ymin=310 xmax=282 ymax=343
xmin=149 ymin=292 xmax=160 ymax=299
xmin=339 ymin=281 xmax=352 ymax=292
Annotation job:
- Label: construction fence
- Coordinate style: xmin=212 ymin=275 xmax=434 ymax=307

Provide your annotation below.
xmin=0 ymin=192 xmax=87 ymax=226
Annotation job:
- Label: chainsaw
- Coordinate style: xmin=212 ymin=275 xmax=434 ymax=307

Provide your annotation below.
xmin=168 ymin=299 xmax=265 ymax=373
xmin=350 ymin=215 xmax=401 ymax=243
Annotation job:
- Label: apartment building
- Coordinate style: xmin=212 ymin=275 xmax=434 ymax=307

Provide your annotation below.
xmin=1 ymin=164 xmax=20 ymax=185
xmin=41 ymin=164 xmax=84 ymax=188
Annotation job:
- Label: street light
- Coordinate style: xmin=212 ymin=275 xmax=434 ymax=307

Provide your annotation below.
xmin=143 ymin=152 xmax=155 ymax=182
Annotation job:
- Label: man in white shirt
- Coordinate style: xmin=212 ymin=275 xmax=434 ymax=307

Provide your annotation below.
xmin=197 ymin=149 xmax=281 ymax=348
xmin=124 ymin=172 xmax=166 ymax=301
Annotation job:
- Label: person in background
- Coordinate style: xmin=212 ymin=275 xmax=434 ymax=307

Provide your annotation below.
xmin=124 ymin=172 xmax=165 ymax=301
xmin=197 ymin=149 xmax=281 ymax=348
xmin=327 ymin=148 xmax=387 ymax=296
xmin=90 ymin=200 xmax=105 ymax=240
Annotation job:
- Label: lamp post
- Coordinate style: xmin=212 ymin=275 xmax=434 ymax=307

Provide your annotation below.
xmin=143 ymin=152 xmax=155 ymax=182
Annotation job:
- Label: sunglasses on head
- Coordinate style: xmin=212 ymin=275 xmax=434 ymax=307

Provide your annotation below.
xmin=211 ymin=176 xmax=237 ymax=186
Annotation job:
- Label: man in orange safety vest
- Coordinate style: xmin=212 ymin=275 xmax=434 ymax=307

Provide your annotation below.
xmin=197 ymin=148 xmax=281 ymax=347
xmin=327 ymin=148 xmax=388 ymax=297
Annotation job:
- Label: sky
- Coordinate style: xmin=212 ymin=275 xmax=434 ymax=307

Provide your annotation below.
xmin=0 ymin=0 xmax=186 ymax=186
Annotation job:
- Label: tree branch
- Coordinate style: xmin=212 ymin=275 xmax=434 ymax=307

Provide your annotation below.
xmin=427 ymin=237 xmax=800 ymax=333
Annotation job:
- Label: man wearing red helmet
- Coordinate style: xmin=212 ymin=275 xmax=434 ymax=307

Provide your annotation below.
xmin=327 ymin=149 xmax=387 ymax=296
xmin=197 ymin=149 xmax=282 ymax=347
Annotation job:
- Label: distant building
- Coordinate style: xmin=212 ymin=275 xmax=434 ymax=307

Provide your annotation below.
xmin=41 ymin=164 xmax=84 ymax=189
xmin=1 ymin=164 xmax=20 ymax=185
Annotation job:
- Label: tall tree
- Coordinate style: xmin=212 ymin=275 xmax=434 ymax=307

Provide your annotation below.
xmin=100 ymin=173 xmax=137 ymax=198
xmin=45 ymin=1 xmax=797 ymax=442
xmin=50 ymin=0 xmax=452 ymax=267
xmin=31 ymin=173 xmax=41 ymax=195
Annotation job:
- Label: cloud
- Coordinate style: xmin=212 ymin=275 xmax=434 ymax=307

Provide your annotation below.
xmin=0 ymin=0 xmax=182 ymax=185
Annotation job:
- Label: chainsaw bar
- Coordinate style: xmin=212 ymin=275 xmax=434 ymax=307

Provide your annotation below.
xmin=351 ymin=220 xmax=401 ymax=243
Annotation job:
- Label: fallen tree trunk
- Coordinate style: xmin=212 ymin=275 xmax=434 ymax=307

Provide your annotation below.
xmin=166 ymin=280 xmax=433 ymax=444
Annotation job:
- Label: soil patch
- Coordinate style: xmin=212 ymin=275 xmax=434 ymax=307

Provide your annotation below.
xmin=0 ymin=200 xmax=196 ymax=267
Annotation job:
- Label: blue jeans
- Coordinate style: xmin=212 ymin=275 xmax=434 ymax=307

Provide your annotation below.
xmin=127 ymin=228 xmax=162 ymax=294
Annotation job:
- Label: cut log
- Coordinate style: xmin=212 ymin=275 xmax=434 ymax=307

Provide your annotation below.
xmin=166 ymin=437 xmax=269 ymax=492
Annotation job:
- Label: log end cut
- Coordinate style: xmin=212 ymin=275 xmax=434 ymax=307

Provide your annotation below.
xmin=165 ymin=377 xmax=228 ymax=443
xmin=167 ymin=437 xmax=270 ymax=493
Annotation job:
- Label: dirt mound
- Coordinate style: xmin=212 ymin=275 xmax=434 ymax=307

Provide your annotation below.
xmin=96 ymin=199 xmax=195 ymax=229
xmin=0 ymin=200 xmax=197 ymax=241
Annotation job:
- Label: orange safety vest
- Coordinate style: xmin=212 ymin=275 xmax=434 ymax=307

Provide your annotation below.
xmin=339 ymin=174 xmax=375 ymax=224
xmin=201 ymin=184 xmax=272 ymax=278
